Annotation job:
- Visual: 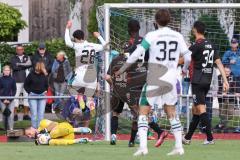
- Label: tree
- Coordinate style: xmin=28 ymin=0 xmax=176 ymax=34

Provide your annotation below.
xmin=88 ymin=0 xmax=126 ymax=41
xmin=0 ymin=2 xmax=27 ymax=41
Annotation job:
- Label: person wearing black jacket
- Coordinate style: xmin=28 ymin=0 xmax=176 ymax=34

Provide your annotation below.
xmin=31 ymin=43 xmax=54 ymax=75
xmin=24 ymin=62 xmax=48 ymax=129
xmin=0 ymin=65 xmax=17 ymax=130
xmin=10 ymin=44 xmax=32 ymax=121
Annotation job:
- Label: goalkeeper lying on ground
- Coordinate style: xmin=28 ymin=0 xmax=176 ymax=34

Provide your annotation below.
xmin=24 ymin=119 xmax=92 ymax=145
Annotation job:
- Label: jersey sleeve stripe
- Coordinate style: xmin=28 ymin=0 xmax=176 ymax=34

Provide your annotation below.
xmin=141 ymin=39 xmax=150 ymax=50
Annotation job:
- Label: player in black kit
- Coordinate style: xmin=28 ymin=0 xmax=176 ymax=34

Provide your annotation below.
xmin=183 ymin=21 xmax=229 ymax=145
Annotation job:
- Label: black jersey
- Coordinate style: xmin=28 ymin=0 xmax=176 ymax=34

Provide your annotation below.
xmin=107 ymin=35 xmax=148 ymax=105
xmin=123 ymin=35 xmax=149 ymax=62
xmin=107 ymin=55 xmax=128 ymax=102
xmin=190 ymin=39 xmax=220 ymax=84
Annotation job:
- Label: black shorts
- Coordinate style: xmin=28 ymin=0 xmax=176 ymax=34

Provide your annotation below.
xmin=191 ymin=83 xmax=210 ymax=105
xmin=111 ymin=91 xmax=138 ymax=121
xmin=111 ymin=93 xmax=125 ymax=114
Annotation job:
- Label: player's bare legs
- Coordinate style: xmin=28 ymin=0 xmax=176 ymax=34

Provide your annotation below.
xmin=164 ymin=105 xmax=184 ymax=156
xmin=134 ymin=106 xmax=150 ymax=156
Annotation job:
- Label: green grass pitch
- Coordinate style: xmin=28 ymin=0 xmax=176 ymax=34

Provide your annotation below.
xmin=0 ymin=140 xmax=239 ymax=160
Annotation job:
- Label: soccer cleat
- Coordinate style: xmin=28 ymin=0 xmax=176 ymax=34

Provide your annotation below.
xmin=110 ymin=134 xmax=117 ymax=145
xmin=128 ymin=141 xmax=135 ymax=147
xmin=155 ymin=130 xmax=168 ymax=147
xmin=167 ymin=147 xmax=184 ymax=156
xmin=147 ymin=136 xmax=155 ymax=140
xmin=182 ymin=137 xmax=191 ymax=145
xmin=214 ymin=124 xmax=225 ymax=130
xmin=133 ymin=147 xmax=148 ymax=156
xmin=77 ymin=95 xmax=86 ymax=110
xmin=87 ymin=98 xmax=96 ymax=111
xmin=203 ymin=139 xmax=215 ymax=145
xmin=147 ymin=131 xmax=155 ymax=140
xmin=234 ymin=127 xmax=240 ymax=133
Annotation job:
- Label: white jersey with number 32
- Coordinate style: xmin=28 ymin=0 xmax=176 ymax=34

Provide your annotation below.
xmin=144 ymin=27 xmax=189 ymax=71
xmin=124 ymin=27 xmax=191 ymax=106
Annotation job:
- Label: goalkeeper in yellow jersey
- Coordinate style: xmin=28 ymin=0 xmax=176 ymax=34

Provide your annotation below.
xmin=24 ymin=119 xmax=92 ymax=145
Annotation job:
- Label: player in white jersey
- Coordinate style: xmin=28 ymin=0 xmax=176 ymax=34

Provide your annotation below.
xmin=65 ymin=21 xmax=107 ymax=109
xmin=116 ymin=9 xmax=191 ymax=156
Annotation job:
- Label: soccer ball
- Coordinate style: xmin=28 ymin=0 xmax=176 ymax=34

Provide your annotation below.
xmin=37 ymin=133 xmax=51 ymax=145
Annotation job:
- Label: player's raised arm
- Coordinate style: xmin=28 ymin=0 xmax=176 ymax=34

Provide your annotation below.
xmin=116 ymin=44 xmax=146 ymax=75
xmin=93 ymin=32 xmax=106 ymax=45
xmin=116 ymin=33 xmax=151 ymax=75
xmin=92 ymin=32 xmax=108 ymax=52
xmin=65 ymin=21 xmax=75 ymax=48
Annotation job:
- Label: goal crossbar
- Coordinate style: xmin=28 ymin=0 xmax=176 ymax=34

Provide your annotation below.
xmin=104 ymin=3 xmax=240 ymax=9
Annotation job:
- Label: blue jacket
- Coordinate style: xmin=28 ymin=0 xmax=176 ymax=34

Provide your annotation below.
xmin=222 ymin=49 xmax=240 ymax=76
xmin=51 ymin=59 xmax=72 ymax=81
xmin=0 ymin=76 xmax=17 ymax=102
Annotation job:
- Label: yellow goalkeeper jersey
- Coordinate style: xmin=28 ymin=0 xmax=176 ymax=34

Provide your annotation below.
xmin=38 ymin=119 xmax=74 ymax=140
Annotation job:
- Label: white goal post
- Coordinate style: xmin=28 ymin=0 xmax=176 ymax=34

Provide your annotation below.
xmin=103 ymin=3 xmax=240 ymax=141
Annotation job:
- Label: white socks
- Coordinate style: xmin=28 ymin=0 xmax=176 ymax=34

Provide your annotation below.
xmin=138 ymin=115 xmax=149 ymax=149
xmin=169 ymin=118 xmax=183 ymax=149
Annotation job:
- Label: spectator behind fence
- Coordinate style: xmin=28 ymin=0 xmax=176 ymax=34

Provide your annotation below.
xmin=215 ymin=66 xmax=240 ymax=130
xmin=31 ymin=43 xmax=54 ymax=75
xmin=51 ymin=51 xmax=72 ymax=109
xmin=24 ymin=62 xmax=48 ymax=129
xmin=10 ymin=44 xmax=32 ymax=121
xmin=222 ymin=38 xmax=240 ymax=77
xmin=0 ymin=65 xmax=17 ymax=130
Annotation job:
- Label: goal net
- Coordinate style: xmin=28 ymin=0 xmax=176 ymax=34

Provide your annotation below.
xmin=96 ymin=3 xmax=240 ymax=139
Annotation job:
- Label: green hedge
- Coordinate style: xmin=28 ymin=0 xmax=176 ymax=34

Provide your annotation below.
xmin=0 ymin=39 xmax=76 ymax=68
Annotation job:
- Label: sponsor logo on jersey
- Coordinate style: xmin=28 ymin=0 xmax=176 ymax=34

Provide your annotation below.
xmin=202 ymin=68 xmax=212 ymax=74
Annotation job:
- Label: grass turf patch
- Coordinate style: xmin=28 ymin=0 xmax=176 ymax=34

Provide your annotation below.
xmin=0 ymin=140 xmax=239 ymax=160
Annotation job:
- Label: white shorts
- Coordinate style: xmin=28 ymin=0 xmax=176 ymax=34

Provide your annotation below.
xmin=70 ymin=65 xmax=97 ymax=97
xmin=140 ymin=70 xmax=178 ymax=108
